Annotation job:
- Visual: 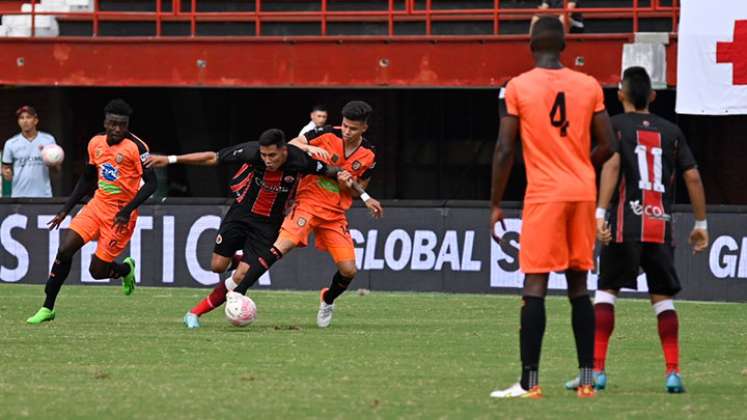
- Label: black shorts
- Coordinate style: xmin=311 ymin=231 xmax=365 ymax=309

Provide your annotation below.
xmin=213 ymin=216 xmax=280 ymax=263
xmin=598 ymin=242 xmax=682 ymax=296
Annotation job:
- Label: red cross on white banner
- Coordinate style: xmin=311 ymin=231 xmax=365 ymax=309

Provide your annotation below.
xmin=716 ymin=20 xmax=747 ymax=85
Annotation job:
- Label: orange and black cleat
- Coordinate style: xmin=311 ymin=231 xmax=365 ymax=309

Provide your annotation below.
xmin=577 ymin=384 xmax=596 ymax=399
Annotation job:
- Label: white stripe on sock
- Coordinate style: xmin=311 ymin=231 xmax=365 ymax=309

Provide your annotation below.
xmin=652 ymin=299 xmax=675 ymax=316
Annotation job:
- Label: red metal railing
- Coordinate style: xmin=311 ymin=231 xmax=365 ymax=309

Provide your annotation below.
xmin=11 ymin=0 xmax=679 ymax=39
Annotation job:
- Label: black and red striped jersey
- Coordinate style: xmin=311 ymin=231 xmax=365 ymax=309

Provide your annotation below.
xmin=607 ymin=113 xmax=697 ymax=244
xmin=218 ymin=142 xmax=330 ymax=223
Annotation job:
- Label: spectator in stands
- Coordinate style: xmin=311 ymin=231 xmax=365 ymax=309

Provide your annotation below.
xmin=531 ymin=0 xmax=584 ymax=34
xmin=298 ymin=104 xmax=328 ymax=136
xmin=1 ymin=106 xmax=59 ymax=197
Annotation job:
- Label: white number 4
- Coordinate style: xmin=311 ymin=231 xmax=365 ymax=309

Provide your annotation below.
xmin=635 ymin=145 xmax=665 ymax=192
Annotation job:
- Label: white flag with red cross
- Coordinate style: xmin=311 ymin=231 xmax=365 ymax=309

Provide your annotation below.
xmin=676 ymin=0 xmax=747 ymax=115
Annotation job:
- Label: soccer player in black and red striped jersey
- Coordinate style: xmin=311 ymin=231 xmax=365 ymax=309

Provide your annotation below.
xmin=565 ymin=67 xmax=709 ymax=393
xmin=145 ymin=128 xmax=379 ymax=328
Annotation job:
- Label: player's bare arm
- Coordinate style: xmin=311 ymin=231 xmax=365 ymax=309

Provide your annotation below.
xmin=490 ymin=115 xmax=519 ymax=233
xmin=590 ymin=111 xmax=615 ymax=167
xmin=683 ymin=168 xmax=708 ymax=253
xmin=289 ymin=135 xmax=331 ymax=160
xmin=49 ymin=163 xmax=98 ymax=230
xmin=1 ymin=163 xmax=12 ymax=181
xmin=144 ymin=151 xmax=219 ymax=168
xmin=596 ymin=152 xmax=621 ymax=245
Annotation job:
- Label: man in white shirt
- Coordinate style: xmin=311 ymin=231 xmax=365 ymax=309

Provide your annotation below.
xmin=298 ymin=104 xmax=328 ymax=137
xmin=2 ymin=106 xmax=59 ymax=197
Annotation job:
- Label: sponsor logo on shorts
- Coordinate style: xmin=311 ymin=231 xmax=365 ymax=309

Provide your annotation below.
xmin=215 ymin=234 xmax=223 ymax=244
xmin=629 ymin=200 xmax=671 ymax=221
xmin=284 ymin=175 xmax=295 ymax=183
xmin=352 ymin=160 xmax=361 ymax=171
xmin=101 ymin=163 xmax=120 ymax=182
xmin=297 ymin=217 xmax=307 ymax=227
xmin=116 ymin=153 xmax=124 ymax=164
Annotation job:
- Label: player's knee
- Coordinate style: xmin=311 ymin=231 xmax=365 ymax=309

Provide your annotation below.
xmin=338 ymin=264 xmax=357 ymax=279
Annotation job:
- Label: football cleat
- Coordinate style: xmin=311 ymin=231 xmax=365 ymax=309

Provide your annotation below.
xmin=183 ymin=312 xmax=200 ymax=329
xmin=122 ymin=257 xmax=136 ymax=295
xmin=317 ymin=300 xmax=335 ymax=328
xmin=490 ymin=383 xmax=543 ymax=399
xmin=577 ymin=384 xmax=596 ymax=398
xmin=565 ymin=371 xmax=607 ymax=390
xmin=665 ymin=372 xmax=685 ymax=393
xmin=27 ymin=307 xmax=55 ymax=324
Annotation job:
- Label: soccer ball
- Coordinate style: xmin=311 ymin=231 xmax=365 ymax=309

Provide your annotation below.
xmin=41 ymin=144 xmax=64 ymax=166
xmin=224 ymin=291 xmax=256 ymax=327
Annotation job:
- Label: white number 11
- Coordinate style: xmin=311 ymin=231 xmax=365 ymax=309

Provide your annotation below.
xmin=635 ymin=145 xmax=665 ymax=192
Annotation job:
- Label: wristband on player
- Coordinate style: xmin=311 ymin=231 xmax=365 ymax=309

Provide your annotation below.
xmin=694 ymin=219 xmax=708 ymax=230
xmin=360 ymin=192 xmax=371 ymax=202
xmin=595 ymin=207 xmax=607 ymax=219
xmin=168 ymin=155 xmax=178 ymax=164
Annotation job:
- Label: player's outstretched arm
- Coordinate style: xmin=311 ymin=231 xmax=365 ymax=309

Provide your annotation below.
xmin=683 ymin=168 xmax=709 ymax=253
xmin=490 ymin=115 xmax=518 ymax=229
xmin=49 ymin=164 xmax=97 ymax=229
xmin=590 ymin=111 xmax=615 ymax=167
xmin=596 ymin=152 xmax=620 ymax=245
xmin=145 ymin=151 xmax=219 ymax=167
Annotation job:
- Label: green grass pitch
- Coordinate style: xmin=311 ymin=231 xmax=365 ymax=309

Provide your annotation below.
xmin=1 ymin=284 xmax=745 ymax=419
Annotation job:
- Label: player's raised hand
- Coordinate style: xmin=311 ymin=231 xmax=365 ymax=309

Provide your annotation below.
xmin=365 ymin=198 xmax=383 ymax=219
xmin=490 ymin=207 xmax=507 ymax=244
xmin=305 ymin=145 xmax=331 ymax=161
xmin=113 ymin=210 xmax=131 ymax=233
xmin=143 ymin=154 xmax=169 ymax=168
xmin=688 ymin=228 xmax=709 ymax=254
xmin=597 ymin=218 xmax=612 ymax=245
xmin=47 ymin=211 xmax=67 ymax=230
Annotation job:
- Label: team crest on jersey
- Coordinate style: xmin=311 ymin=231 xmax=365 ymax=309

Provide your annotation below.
xmin=95 ymin=147 xmax=103 ymax=158
xmin=332 ymin=154 xmax=339 ymax=163
xmin=215 ymin=234 xmax=223 ymax=244
xmin=297 ymin=217 xmax=307 ymax=227
xmin=284 ymin=175 xmax=295 ymax=183
xmin=116 ymin=153 xmax=124 ymax=163
xmin=352 ymin=160 xmax=361 ymax=171
xmin=101 ymin=163 xmax=120 ymax=181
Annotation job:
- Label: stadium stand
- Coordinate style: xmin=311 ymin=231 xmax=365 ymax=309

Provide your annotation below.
xmin=0 ymin=0 xmax=678 ymax=37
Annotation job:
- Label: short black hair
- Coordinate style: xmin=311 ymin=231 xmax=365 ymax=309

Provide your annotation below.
xmin=312 ymin=104 xmax=328 ymax=113
xmin=258 ymin=128 xmax=286 ymax=147
xmin=622 ymin=66 xmax=652 ymax=111
xmin=104 ymin=99 xmax=133 ymax=117
xmin=341 ymin=100 xmax=372 ymax=123
xmin=530 ymin=16 xmax=565 ymax=52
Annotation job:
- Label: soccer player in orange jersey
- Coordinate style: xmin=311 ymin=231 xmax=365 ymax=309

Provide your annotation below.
xmin=27 ymin=99 xmax=157 ymax=324
xmin=231 ymin=101 xmax=383 ymax=328
xmin=489 ymin=17 xmax=614 ymax=398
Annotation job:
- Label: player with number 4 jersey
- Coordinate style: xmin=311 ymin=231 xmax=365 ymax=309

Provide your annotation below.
xmin=490 ymin=16 xmax=614 ymax=399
